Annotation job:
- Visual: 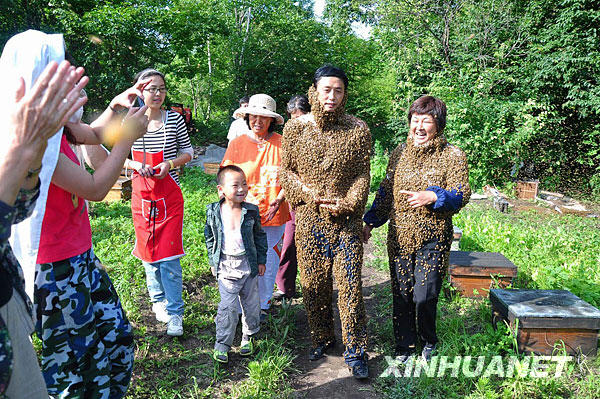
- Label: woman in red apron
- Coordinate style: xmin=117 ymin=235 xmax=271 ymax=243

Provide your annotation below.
xmin=124 ymin=69 xmax=194 ymax=336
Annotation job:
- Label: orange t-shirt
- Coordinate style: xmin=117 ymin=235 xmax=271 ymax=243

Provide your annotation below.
xmin=221 ymin=134 xmax=290 ymax=227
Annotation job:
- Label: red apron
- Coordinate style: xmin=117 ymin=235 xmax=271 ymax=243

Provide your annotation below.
xmin=131 ymin=147 xmax=185 ymax=263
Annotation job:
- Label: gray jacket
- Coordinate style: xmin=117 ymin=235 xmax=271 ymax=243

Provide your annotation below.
xmin=204 ymin=200 xmax=267 ymax=278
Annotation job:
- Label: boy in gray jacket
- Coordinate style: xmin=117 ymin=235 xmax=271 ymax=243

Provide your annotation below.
xmin=205 ymin=165 xmax=267 ymax=363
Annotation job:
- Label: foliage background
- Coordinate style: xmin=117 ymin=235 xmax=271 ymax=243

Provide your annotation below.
xmin=1 ymin=0 xmax=599 ymax=194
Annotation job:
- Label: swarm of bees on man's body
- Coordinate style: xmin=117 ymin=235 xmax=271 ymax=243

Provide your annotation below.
xmin=280 ymin=85 xmax=371 ymax=351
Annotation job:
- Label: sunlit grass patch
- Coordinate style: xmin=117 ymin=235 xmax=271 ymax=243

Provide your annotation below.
xmin=87 ymin=168 xmax=298 ymax=398
xmin=455 ymin=202 xmax=600 ymax=307
xmin=366 ymin=201 xmax=600 ymax=398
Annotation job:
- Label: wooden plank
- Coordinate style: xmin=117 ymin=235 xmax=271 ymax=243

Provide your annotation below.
xmin=102 ymin=176 xmax=132 ymax=202
xmin=449 ymin=275 xmax=513 ymax=298
xmin=516 ymin=328 xmax=598 ymax=356
xmin=204 ymin=162 xmax=220 ymax=175
xmin=450 ymin=266 xmax=517 ymax=276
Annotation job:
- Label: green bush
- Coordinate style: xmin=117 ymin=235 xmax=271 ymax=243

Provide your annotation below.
xmin=370 ymin=140 xmax=390 ymax=192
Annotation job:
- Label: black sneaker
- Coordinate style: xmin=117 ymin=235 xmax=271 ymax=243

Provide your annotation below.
xmin=309 ymin=340 xmax=335 ymax=361
xmin=394 ymin=348 xmax=416 ymax=364
xmin=260 ymin=309 xmax=268 ymax=323
xmin=421 ymin=343 xmax=436 ymax=362
xmin=351 ymin=358 xmax=369 ymax=379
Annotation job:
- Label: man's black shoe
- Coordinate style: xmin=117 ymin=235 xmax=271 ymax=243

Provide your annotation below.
xmin=396 ymin=350 xmax=415 ymax=364
xmin=309 ymin=340 xmax=335 ymax=361
xmin=421 ymin=343 xmax=436 ymax=362
xmin=394 ymin=349 xmax=416 ymax=364
xmin=351 ymin=359 xmax=369 ymax=379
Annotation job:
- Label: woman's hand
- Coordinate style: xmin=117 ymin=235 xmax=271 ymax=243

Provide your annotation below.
xmin=109 ymin=77 xmax=152 ymax=111
xmin=104 ymin=105 xmax=149 ymax=147
xmin=122 ymin=105 xmax=149 ymax=141
xmin=8 ymin=61 xmax=88 ymax=158
xmin=399 ymin=190 xmax=438 ymax=208
xmin=258 ymin=264 xmax=266 ymax=276
xmin=153 ymin=161 xmax=171 ymax=179
xmin=264 ymin=197 xmax=283 ymax=221
xmin=138 ymin=165 xmax=155 ymax=177
xmin=128 ymin=159 xmax=154 ymax=177
xmin=362 ymin=224 xmax=374 ymax=243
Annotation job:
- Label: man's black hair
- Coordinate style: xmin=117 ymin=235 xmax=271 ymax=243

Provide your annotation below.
xmin=313 ymin=64 xmax=348 ymax=89
xmin=239 ymin=96 xmax=250 ymax=106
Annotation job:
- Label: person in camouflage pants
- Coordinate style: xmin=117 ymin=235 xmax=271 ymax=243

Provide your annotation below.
xmin=35 ymin=249 xmax=134 ymax=398
xmin=31 ymin=73 xmax=149 ymax=397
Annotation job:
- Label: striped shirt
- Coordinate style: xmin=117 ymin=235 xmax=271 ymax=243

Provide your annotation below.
xmin=131 ymin=110 xmax=193 ymax=185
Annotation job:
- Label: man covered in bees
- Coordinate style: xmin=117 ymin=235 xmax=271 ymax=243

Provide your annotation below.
xmin=280 ymin=65 xmax=371 ymax=379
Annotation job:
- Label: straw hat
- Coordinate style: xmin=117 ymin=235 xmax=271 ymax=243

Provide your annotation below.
xmin=233 ymin=94 xmax=284 ymax=125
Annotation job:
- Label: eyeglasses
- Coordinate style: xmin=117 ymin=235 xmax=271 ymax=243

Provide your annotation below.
xmin=144 ymin=87 xmax=167 ymax=94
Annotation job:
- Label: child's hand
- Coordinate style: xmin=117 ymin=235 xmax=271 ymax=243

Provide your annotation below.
xmin=258 ymin=264 xmax=266 ymax=276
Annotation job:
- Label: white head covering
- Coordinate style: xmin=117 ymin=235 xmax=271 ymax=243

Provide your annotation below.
xmin=232 ymin=94 xmax=284 ymax=125
xmin=0 ymin=30 xmax=66 ymax=300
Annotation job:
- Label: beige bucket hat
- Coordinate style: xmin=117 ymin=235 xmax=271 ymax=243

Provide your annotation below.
xmin=233 ymin=94 xmax=284 ymax=125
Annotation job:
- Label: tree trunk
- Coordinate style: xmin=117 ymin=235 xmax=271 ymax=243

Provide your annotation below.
xmin=232 ymin=6 xmax=252 ymax=98
xmin=206 ymin=37 xmax=213 ymax=122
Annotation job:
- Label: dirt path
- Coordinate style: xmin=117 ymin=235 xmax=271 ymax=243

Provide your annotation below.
xmin=289 ymin=242 xmax=390 ymax=399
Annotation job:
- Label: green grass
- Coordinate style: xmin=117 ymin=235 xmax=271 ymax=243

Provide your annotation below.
xmin=88 ymin=171 xmax=599 ymax=398
xmin=366 ymin=201 xmax=600 ymax=399
xmin=89 ymin=168 xmax=297 ymax=398
xmin=455 ymin=202 xmax=600 ymax=307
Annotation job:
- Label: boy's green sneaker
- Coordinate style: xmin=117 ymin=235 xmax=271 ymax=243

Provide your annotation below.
xmin=213 ymin=349 xmax=228 ymax=363
xmin=240 ymin=338 xmax=254 ymax=357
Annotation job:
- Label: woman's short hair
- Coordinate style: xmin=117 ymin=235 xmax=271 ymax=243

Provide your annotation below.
xmin=313 ymin=64 xmax=348 ymax=90
xmin=244 ymin=114 xmax=277 ymax=133
xmin=134 ymin=68 xmax=166 ymax=85
xmin=287 ymin=94 xmax=311 ymax=115
xmin=408 ymin=96 xmax=447 ymax=132
xmin=239 ymin=96 xmax=250 ymax=106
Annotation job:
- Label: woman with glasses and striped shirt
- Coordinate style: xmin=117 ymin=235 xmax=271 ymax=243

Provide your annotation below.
xmin=123 ymin=68 xmax=194 ymax=337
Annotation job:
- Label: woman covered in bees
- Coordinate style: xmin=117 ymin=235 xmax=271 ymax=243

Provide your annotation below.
xmin=363 ymin=95 xmax=470 ymax=363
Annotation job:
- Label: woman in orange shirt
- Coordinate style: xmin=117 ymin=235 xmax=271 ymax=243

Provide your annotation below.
xmin=221 ymin=94 xmax=290 ymax=320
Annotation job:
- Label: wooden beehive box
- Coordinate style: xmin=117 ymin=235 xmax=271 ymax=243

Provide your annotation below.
xmin=451 ymin=226 xmax=462 ymax=251
xmin=448 ymin=251 xmax=517 ymax=297
xmin=103 ymin=176 xmax=132 ymax=202
xmin=203 ymin=162 xmax=220 ymax=175
xmin=490 ymin=289 xmax=600 ymax=355
xmin=515 ymin=180 xmax=539 ymax=200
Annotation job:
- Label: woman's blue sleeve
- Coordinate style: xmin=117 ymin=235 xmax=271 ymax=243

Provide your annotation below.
xmin=426 ymin=185 xmax=464 ymax=213
xmin=363 ymin=185 xmax=390 ymax=228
